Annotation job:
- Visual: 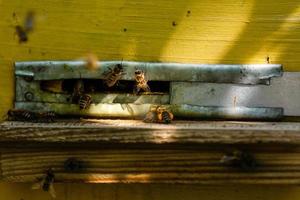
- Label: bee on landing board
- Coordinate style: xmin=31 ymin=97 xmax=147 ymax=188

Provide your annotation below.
xmin=103 ymin=64 xmax=126 ymax=87
xmin=37 ymin=111 xmax=56 ymax=122
xmin=220 ymin=150 xmax=257 ymax=171
xmin=144 ymin=106 xmax=173 ymax=124
xmin=133 ymin=69 xmax=150 ymax=94
xmin=7 ymin=109 xmax=56 ymax=123
xmin=7 ymin=109 xmax=35 ymax=121
xmin=32 ymin=168 xmax=56 ymax=198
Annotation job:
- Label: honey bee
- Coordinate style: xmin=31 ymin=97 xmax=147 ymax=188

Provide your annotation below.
xmin=24 ymin=11 xmax=35 ymax=32
xmin=85 ymin=53 xmax=98 ymax=71
xmin=71 ymin=79 xmax=85 ymax=103
xmin=143 ymin=106 xmax=173 ymax=124
xmin=220 ymin=150 xmax=257 ymax=171
xmin=37 ymin=111 xmax=56 ymax=122
xmin=103 ymin=64 xmax=126 ymax=87
xmin=78 ymin=94 xmax=92 ymax=110
xmin=156 ymin=106 xmax=173 ymax=124
xmin=134 ymin=69 xmax=150 ymax=94
xmin=15 ymin=25 xmax=28 ymax=43
xmin=32 ymin=168 xmax=56 ymax=198
xmin=7 ymin=109 xmax=35 ymax=121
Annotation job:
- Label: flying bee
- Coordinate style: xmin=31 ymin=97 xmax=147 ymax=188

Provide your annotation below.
xmin=103 ymin=64 xmax=126 ymax=88
xmin=37 ymin=111 xmax=56 ymax=122
xmin=24 ymin=11 xmax=35 ymax=32
xmin=85 ymin=53 xmax=98 ymax=71
xmin=7 ymin=109 xmax=35 ymax=121
xmin=15 ymin=25 xmax=28 ymax=43
xmin=78 ymin=94 xmax=92 ymax=110
xmin=143 ymin=106 xmax=173 ymax=124
xmin=134 ymin=69 xmax=150 ymax=94
xmin=32 ymin=168 xmax=56 ymax=198
xmin=220 ymin=150 xmax=257 ymax=171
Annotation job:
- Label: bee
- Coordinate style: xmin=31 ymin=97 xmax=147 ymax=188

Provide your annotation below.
xmin=143 ymin=106 xmax=173 ymax=124
xmin=156 ymin=106 xmax=173 ymax=124
xmin=37 ymin=111 xmax=56 ymax=123
xmin=134 ymin=69 xmax=150 ymax=94
xmin=7 ymin=109 xmax=35 ymax=121
xmin=15 ymin=25 xmax=28 ymax=43
xmin=71 ymin=79 xmax=85 ymax=103
xmin=220 ymin=150 xmax=257 ymax=171
xmin=143 ymin=106 xmax=159 ymax=123
xmin=103 ymin=64 xmax=126 ymax=87
xmin=32 ymin=168 xmax=56 ymax=198
xmin=85 ymin=53 xmax=98 ymax=71
xmin=78 ymin=94 xmax=92 ymax=110
xmin=24 ymin=11 xmax=35 ymax=32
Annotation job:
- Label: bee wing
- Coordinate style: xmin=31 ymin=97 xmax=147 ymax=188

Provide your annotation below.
xmin=49 ymin=184 xmax=56 ymax=198
xmin=31 ymin=180 xmax=43 ymax=190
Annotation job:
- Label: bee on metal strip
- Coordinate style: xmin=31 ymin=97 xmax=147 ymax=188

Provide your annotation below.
xmin=103 ymin=64 xmax=126 ymax=87
xmin=32 ymin=168 xmax=56 ymax=198
xmin=144 ymin=106 xmax=173 ymax=124
xmin=71 ymin=79 xmax=85 ymax=103
xmin=134 ymin=69 xmax=150 ymax=94
xmin=78 ymin=94 xmax=92 ymax=110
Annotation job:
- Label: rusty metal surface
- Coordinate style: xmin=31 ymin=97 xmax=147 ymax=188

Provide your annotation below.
xmin=15 ymin=102 xmax=283 ymax=120
xmin=15 ymin=61 xmax=282 ymax=84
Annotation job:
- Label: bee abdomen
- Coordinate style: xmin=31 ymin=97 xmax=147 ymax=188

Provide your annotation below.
xmin=79 ymin=94 xmax=92 ymax=110
xmin=162 ymin=111 xmax=172 ymax=124
xmin=8 ymin=109 xmax=35 ymax=121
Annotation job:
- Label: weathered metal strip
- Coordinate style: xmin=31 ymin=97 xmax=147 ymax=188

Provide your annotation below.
xmin=15 ymin=61 xmax=282 ymax=84
xmin=15 ymin=102 xmax=283 ymax=120
xmin=171 ymin=72 xmax=300 ymax=116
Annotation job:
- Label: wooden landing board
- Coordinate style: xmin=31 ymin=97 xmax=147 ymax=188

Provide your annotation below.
xmin=171 ymin=72 xmax=300 ymax=116
xmin=2 ymin=148 xmax=300 ymax=184
xmin=0 ymin=120 xmax=300 ymax=145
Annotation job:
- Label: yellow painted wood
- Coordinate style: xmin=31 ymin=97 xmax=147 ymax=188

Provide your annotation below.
xmin=2 ymin=182 xmax=300 ymax=200
xmin=1 ymin=0 xmax=300 ymax=117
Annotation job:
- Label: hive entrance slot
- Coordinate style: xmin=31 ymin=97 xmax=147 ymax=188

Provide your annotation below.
xmin=41 ymin=79 xmax=170 ymax=94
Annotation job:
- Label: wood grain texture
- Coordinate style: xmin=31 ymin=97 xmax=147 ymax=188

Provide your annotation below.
xmin=0 ymin=120 xmax=300 ymax=145
xmin=1 ymin=0 xmax=300 ymax=118
xmin=2 ymin=148 xmax=300 ymax=184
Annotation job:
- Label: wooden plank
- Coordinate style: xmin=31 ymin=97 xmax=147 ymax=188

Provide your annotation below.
xmin=0 ymin=120 xmax=299 ymax=145
xmin=2 ymin=148 xmax=300 ymax=184
xmin=171 ymin=72 xmax=300 ymax=116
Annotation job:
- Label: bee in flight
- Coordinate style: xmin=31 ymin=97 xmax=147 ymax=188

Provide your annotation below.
xmin=133 ymin=69 xmax=150 ymax=94
xmin=15 ymin=25 xmax=28 ymax=43
xmin=103 ymin=64 xmax=126 ymax=88
xmin=32 ymin=168 xmax=56 ymax=198
xmin=144 ymin=106 xmax=173 ymax=124
xmin=220 ymin=150 xmax=257 ymax=171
